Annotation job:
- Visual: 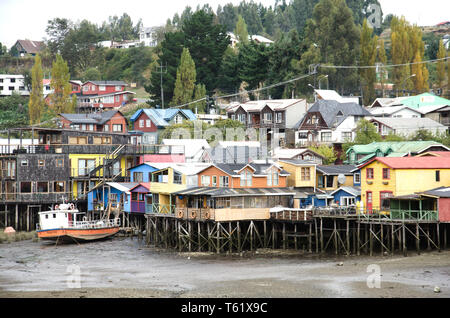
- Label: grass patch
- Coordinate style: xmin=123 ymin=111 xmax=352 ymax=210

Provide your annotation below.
xmin=0 ymin=230 xmax=37 ymax=243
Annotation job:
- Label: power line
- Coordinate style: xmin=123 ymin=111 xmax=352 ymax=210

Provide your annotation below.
xmin=318 ymin=57 xmax=450 ymax=69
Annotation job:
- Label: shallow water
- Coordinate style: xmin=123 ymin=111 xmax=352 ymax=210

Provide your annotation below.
xmin=0 ymin=237 xmax=449 ymax=297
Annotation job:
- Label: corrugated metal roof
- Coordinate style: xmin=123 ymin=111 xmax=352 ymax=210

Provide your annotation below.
xmin=130 ymin=108 xmax=197 ymax=127
xmin=364 ymin=157 xmax=450 ymax=169
xmin=317 ymin=165 xmax=356 ymax=175
xmin=174 ymin=186 xmax=296 ymax=197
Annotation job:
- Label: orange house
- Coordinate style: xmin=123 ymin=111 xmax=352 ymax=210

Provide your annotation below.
xmin=197 ymin=163 xmax=289 ymax=188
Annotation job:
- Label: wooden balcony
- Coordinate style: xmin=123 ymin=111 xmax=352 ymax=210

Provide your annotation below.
xmin=270 ymin=208 xmax=313 ymax=221
xmin=175 ymin=207 xmax=215 ymax=221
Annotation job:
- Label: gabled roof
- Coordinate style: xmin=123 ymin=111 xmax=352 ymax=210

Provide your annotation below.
xmin=272 ymin=147 xmax=325 ymax=160
xmin=105 ymin=182 xmax=139 ymax=194
xmin=316 ymin=165 xmax=356 ymax=175
xmin=278 ymin=159 xmax=317 ymax=166
xmin=314 ymin=89 xmax=359 ymax=104
xmin=330 ymin=186 xmax=361 ymax=197
xmin=226 ymin=99 xmax=306 ymax=113
xmin=367 ymin=105 xmax=422 ymax=116
xmin=84 ymin=80 xmax=127 ymax=86
xmin=400 ymin=93 xmax=450 ymax=109
xmin=370 ymin=117 xmax=446 ymax=130
xmin=14 ymin=40 xmax=44 ymax=54
xmin=213 ymin=162 xmax=289 ymax=177
xmin=359 ymin=157 xmax=450 ymax=169
xmin=416 ymin=151 xmax=450 ymax=158
xmin=59 ymin=110 xmax=125 ymax=125
xmin=130 ymin=108 xmax=197 ymax=127
xmin=304 ymin=100 xmax=371 ymax=128
xmin=203 ymin=145 xmax=261 ymax=164
xmin=346 ymin=141 xmax=449 ymax=155
xmin=419 ymin=187 xmax=450 ymax=198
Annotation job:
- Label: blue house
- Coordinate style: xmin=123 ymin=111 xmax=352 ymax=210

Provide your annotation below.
xmin=88 ymin=182 xmax=138 ymax=213
xmin=330 ymin=186 xmax=361 ymax=206
xmin=128 ymin=163 xmax=159 ymax=183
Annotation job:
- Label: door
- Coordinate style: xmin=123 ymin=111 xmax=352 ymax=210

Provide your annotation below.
xmin=366 ymin=191 xmax=373 ymax=213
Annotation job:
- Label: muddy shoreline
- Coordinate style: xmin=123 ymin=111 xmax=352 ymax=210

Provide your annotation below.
xmin=1 ymin=238 xmax=449 ymax=298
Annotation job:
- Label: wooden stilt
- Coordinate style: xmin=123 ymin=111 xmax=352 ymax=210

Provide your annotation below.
xmin=271 ymin=223 xmax=275 ymax=249
xmin=444 ymin=225 xmax=447 ymax=250
xmin=346 ymin=220 xmax=350 ymax=256
xmin=380 ymin=224 xmax=384 ymax=255
xmin=216 ymin=222 xmax=220 ymax=254
xmin=282 ymin=223 xmax=286 ymax=250
xmin=263 ymin=221 xmax=267 ymax=248
xmin=198 ymin=222 xmax=201 ymax=252
xmin=314 ymin=218 xmax=319 ymax=254
xmin=357 ymin=221 xmax=361 ymax=256
xmin=365 ymin=224 xmax=369 ymax=254
xmin=188 ymin=221 xmax=192 ymax=252
xmin=334 ymin=219 xmax=338 ymax=255
xmin=391 ymin=224 xmax=395 ymax=255
xmin=250 ymin=221 xmax=254 ymax=251
xmin=15 ymin=204 xmax=18 ymax=230
xmin=352 ymin=223 xmax=356 ymax=255
xmin=294 ymin=224 xmax=298 ymax=250
xmin=416 ymin=223 xmax=420 ymax=255
xmin=229 ymin=222 xmax=232 ymax=254
xmin=437 ymin=223 xmax=441 ymax=252
xmin=308 ymin=223 xmax=312 ymax=253
xmin=26 ymin=206 xmax=29 ymax=232
xmin=402 ymin=224 xmax=407 ymax=257
xmin=237 ymin=221 xmax=241 ymax=253
xmin=320 ymin=218 xmax=324 ymax=254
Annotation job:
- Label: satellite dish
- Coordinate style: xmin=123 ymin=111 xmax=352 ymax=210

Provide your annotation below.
xmin=337 ymin=174 xmax=346 ymax=185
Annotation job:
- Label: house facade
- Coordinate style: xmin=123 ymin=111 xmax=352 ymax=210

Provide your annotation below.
xmin=369 ymin=117 xmax=448 ymax=138
xmin=10 ymin=40 xmax=44 ymax=57
xmin=59 ymin=110 xmax=128 ymax=133
xmin=296 ymin=100 xmax=371 ymax=146
xmin=77 ymin=81 xmax=135 ymax=110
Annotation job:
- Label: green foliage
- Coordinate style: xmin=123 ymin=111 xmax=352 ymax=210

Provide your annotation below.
xmin=193 ymin=83 xmax=207 ymax=113
xmin=171 ymin=48 xmax=196 ymax=107
xmin=29 ymin=54 xmax=45 ymax=125
xmin=237 ymin=41 xmax=269 ymax=91
xmin=360 ymin=19 xmax=378 ymax=105
xmin=309 ymin=144 xmax=337 ymax=165
xmin=0 ymin=93 xmax=29 ymax=130
xmin=49 ymin=54 xmax=73 ymax=115
xmin=353 ymin=119 xmax=382 ymax=144
xmin=383 ymin=132 xmax=405 ymax=142
xmin=235 ymin=15 xmax=249 ymax=44
xmin=81 ymin=67 xmax=102 ymax=82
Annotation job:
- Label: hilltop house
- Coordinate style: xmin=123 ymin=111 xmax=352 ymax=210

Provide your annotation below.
xmin=295 ymin=99 xmax=371 ymax=146
xmin=76 ymin=81 xmax=135 ymax=111
xmin=130 ymin=108 xmax=197 ymax=145
xmin=369 ymin=117 xmax=447 ymax=138
xmin=59 ymin=110 xmax=128 ymax=133
xmin=10 ymin=39 xmax=44 ymax=57
xmin=226 ymin=99 xmax=308 ymax=147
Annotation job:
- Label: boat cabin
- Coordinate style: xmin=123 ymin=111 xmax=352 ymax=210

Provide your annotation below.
xmin=38 ymin=204 xmax=86 ymax=230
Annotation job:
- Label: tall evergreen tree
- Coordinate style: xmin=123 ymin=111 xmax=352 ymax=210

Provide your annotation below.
xmin=171 ymin=48 xmax=196 ymax=106
xmin=376 ymin=39 xmax=387 ymax=97
xmin=193 ymin=83 xmax=207 ymax=113
xmin=28 ymin=54 xmax=45 ymax=125
xmin=235 ymin=15 xmax=249 ymax=44
xmin=436 ymin=40 xmax=446 ymax=90
xmin=50 ymin=54 xmax=73 ymax=114
xmin=359 ymin=19 xmax=378 ymax=105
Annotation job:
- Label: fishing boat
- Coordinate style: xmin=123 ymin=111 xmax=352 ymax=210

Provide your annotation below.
xmin=36 ymin=203 xmax=120 ymax=243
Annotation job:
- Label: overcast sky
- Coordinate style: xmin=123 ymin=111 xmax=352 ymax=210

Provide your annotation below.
xmin=0 ymin=0 xmax=448 ymax=48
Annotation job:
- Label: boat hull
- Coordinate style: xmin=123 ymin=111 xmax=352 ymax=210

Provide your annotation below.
xmin=37 ymin=227 xmax=119 ymax=242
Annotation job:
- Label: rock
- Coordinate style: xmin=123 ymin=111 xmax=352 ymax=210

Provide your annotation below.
xmin=337 ymin=262 xmax=344 ymax=266
xmin=187 ymin=256 xmax=191 ymax=260
xmin=434 ymin=286 xmax=441 ymax=293
xmin=4 ymin=227 xmax=15 ymax=234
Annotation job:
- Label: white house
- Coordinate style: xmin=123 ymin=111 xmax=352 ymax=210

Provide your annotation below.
xmin=0 ymin=74 xmax=28 ymax=96
xmin=139 ymin=27 xmax=157 ymax=47
xmin=367 ymin=105 xmax=423 ymax=118
xmin=161 ymin=139 xmax=211 ymax=163
xmin=369 ymin=117 xmax=448 ymax=138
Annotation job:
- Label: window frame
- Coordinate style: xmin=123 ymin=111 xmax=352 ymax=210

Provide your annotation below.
xmin=366 ymin=168 xmax=374 ymax=180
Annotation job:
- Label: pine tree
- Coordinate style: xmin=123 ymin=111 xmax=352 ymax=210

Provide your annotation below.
xmin=28 ymin=54 xmax=45 ymax=125
xmin=359 ymin=19 xmax=378 ymax=106
xmin=171 ymin=48 xmax=196 ymax=106
xmin=192 ymin=83 xmax=207 ymax=113
xmin=234 ymin=15 xmax=249 ymax=44
xmin=50 ymin=54 xmax=73 ymax=115
xmin=436 ymin=40 xmax=446 ymax=90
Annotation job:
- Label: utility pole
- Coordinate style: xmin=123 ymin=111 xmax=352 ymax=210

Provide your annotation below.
xmin=155 ymin=63 xmax=167 ymax=108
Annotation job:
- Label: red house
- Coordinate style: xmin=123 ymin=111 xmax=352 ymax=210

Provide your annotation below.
xmin=59 ymin=110 xmax=128 ymax=133
xmin=77 ymin=80 xmax=136 ymax=111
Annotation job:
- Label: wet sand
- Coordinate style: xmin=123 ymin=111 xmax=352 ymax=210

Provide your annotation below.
xmin=0 ymin=238 xmax=449 ymax=298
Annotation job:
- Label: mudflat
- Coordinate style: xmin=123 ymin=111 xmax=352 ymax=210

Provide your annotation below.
xmin=0 ymin=238 xmax=449 ymax=298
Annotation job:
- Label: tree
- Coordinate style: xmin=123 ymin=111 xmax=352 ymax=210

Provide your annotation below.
xmin=436 ymin=40 xmax=446 ymax=90
xmin=193 ymin=83 xmax=207 ymax=113
xmin=29 ymin=55 xmax=45 ymax=125
xmin=49 ymin=54 xmax=73 ymax=115
xmin=359 ymin=19 xmax=378 ymax=106
xmin=82 ymin=67 xmax=102 ymax=82
xmin=377 ymin=39 xmax=387 ymax=97
xmin=216 ymin=47 xmax=241 ymax=94
xmin=45 ymin=18 xmax=72 ymax=57
xmin=235 ymin=15 xmax=249 ymax=44
xmin=353 ymin=119 xmax=382 ymax=144
xmin=0 ymin=93 xmax=29 ymax=130
xmin=171 ymin=48 xmax=196 ymax=106
xmin=238 ymin=41 xmax=269 ymax=91
xmin=309 ymin=145 xmax=337 ymax=164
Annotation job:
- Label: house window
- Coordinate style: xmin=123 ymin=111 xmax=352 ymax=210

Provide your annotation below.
xmin=340 ymin=197 xmax=355 ymax=206
xmin=301 ymin=167 xmax=310 ymax=181
xmin=341 ymin=132 xmax=352 ymax=141
xmin=201 ymin=175 xmax=211 ymax=186
xmin=380 ymin=191 xmax=393 ymax=210
xmin=83 ymin=86 xmax=89 ymax=92
xmin=219 ymin=176 xmax=229 ymax=187
xmin=174 ymin=114 xmax=183 ymax=124
xmin=216 ymin=197 xmax=231 ymax=209
xmin=276 ymin=112 xmax=283 ymax=123
xmin=115 ymin=95 xmax=120 ymax=102
xmin=240 ymin=170 xmax=252 ymax=187
xmin=21 ymin=159 xmax=28 ymax=167
xmin=354 ymin=173 xmax=361 ymax=184
xmin=436 ymin=170 xmax=440 ymax=182
xmin=20 ymin=182 xmax=32 ymax=193
xmin=231 ymin=114 xmax=235 ymax=120
xmin=53 ymin=181 xmax=65 ymax=193
xmin=366 ymin=168 xmax=374 ymax=179
xmin=173 ymin=172 xmax=182 ymax=184
xmin=113 ymin=124 xmax=122 ymax=132
xmin=91 ymin=85 xmax=96 ymax=91
xmin=263 ymin=112 xmax=272 ymax=122
xmin=103 ymin=125 xmax=109 ymax=132
xmin=133 ymin=172 xmax=143 ymax=182
xmin=37 ymin=182 xmax=48 ymax=193
xmin=321 ymin=132 xmax=332 ymax=142
xmin=318 ymin=175 xmax=324 ymax=188
xmin=99 ymin=85 xmax=106 ymax=91
xmin=382 ymin=168 xmax=390 ymax=179
xmin=326 ymin=176 xmax=334 ymax=188
xmin=273 ymin=171 xmax=279 ymax=186
xmin=115 ymin=85 xmax=122 ymax=91
xmin=146 ymin=119 xmax=151 ymax=127
xmin=38 ymin=159 xmax=45 ymax=167
xmin=212 ymin=176 xmax=217 ymax=187
xmin=139 ymin=120 xmax=144 ymax=128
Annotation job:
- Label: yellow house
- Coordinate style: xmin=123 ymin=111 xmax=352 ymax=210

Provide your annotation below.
xmin=277 ymin=159 xmax=317 ymax=190
xmin=359 ymin=157 xmax=450 ymax=212
xmin=148 ymin=163 xmax=211 ymax=214
xmin=69 ymin=153 xmax=130 ymax=199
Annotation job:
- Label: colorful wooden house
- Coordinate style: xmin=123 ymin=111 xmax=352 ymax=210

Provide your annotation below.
xmin=173 ymin=162 xmax=295 ymax=222
xmin=358 ymin=157 xmax=450 ymax=213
